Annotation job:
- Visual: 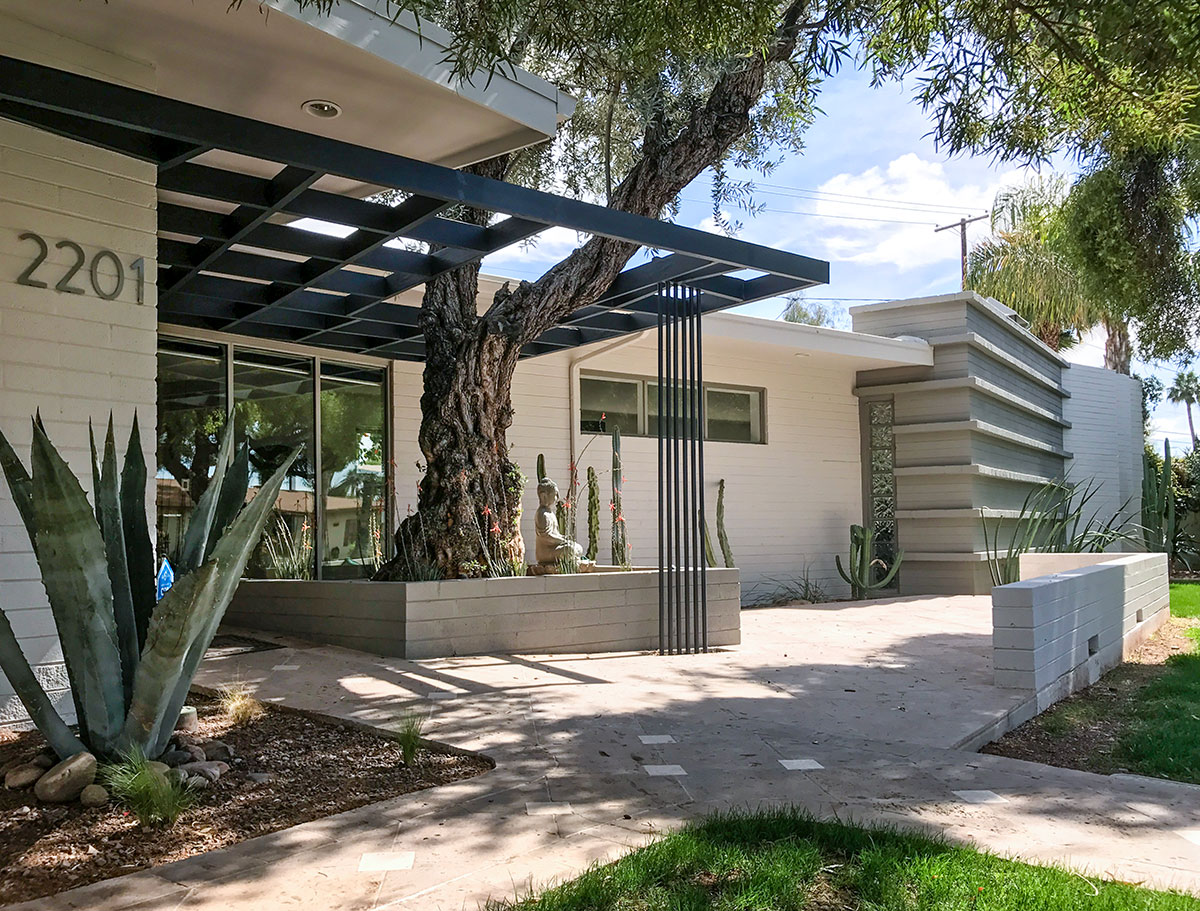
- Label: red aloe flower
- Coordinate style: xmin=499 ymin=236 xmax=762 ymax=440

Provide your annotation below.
xmin=491 ymin=522 xmax=501 ymax=535
xmin=482 ymin=505 xmax=492 ymax=517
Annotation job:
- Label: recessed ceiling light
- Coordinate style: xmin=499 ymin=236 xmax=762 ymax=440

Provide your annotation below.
xmin=302 ymin=99 xmax=342 ymax=119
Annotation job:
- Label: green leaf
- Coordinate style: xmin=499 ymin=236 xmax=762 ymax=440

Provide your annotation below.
xmin=176 ymin=417 xmax=236 ymax=573
xmin=97 ymin=415 xmax=139 ymax=709
xmin=0 ymin=602 xmax=85 ymax=760
xmin=125 ymin=448 xmax=300 ymax=757
xmin=119 ymin=562 xmax=220 ymax=755
xmin=30 ymin=421 xmax=124 ymax=756
xmin=88 ymin=420 xmax=102 ymax=526
xmin=207 ymin=440 xmax=249 ymax=557
xmin=120 ymin=414 xmax=156 ymax=651
xmin=0 ymin=422 xmax=34 ymax=543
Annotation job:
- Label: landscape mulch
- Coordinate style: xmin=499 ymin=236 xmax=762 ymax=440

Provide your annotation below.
xmin=981 ymin=618 xmax=1195 ymax=774
xmin=0 ymin=693 xmax=490 ymax=905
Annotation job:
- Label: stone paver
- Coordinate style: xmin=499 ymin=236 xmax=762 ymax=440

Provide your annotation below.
xmin=16 ymin=597 xmax=1200 ymax=909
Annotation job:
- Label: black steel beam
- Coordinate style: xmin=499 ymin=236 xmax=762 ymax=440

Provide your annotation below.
xmin=0 ymin=55 xmax=829 ymax=285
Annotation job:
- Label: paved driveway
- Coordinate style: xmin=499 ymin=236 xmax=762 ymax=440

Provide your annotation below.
xmin=21 ymin=598 xmax=1200 ymax=910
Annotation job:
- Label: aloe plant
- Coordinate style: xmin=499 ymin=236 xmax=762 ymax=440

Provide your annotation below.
xmin=0 ymin=413 xmax=296 ymax=761
xmin=836 ymin=524 xmax=903 ymax=600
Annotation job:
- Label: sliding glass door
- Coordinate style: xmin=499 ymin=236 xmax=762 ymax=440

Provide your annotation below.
xmin=156 ymin=336 xmax=390 ymax=580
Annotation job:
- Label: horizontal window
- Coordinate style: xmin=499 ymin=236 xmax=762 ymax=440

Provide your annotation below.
xmin=579 ymin=372 xmax=764 ymax=444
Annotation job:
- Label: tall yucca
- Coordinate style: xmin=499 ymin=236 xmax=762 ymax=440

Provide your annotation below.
xmin=0 ymin=413 xmax=296 ymax=761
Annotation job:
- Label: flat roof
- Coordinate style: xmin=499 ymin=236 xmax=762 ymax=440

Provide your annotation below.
xmin=0 ymin=0 xmax=571 ymax=169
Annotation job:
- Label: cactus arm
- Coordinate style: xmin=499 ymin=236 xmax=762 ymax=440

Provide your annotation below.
xmin=29 ymin=420 xmax=125 ymax=756
xmin=716 ymin=479 xmax=734 ymax=568
xmin=97 ymin=416 xmax=139 ymax=709
xmin=869 ymin=550 xmax=904 ymax=590
xmin=120 ymin=414 xmax=156 ymax=650
xmin=133 ymin=447 xmax=300 ymax=757
xmin=177 ymin=418 xmax=237 ymax=573
xmin=536 ymin=453 xmax=546 ymax=483
xmin=610 ymin=427 xmax=628 ymax=566
xmin=0 ymin=603 xmax=85 ymax=760
xmin=700 ymin=510 xmax=717 ymax=568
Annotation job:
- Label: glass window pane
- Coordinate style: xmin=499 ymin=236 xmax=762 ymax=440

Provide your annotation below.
xmin=320 ymin=362 xmax=388 ymax=580
xmin=580 ymin=376 xmax=641 ymax=435
xmin=234 ymin=348 xmax=315 ymax=580
xmin=156 ymin=340 xmax=227 ymax=567
xmin=705 ymin=387 xmax=761 ymax=443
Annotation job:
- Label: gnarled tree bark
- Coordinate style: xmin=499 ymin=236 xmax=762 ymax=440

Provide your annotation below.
xmin=376 ymin=3 xmax=810 ymax=579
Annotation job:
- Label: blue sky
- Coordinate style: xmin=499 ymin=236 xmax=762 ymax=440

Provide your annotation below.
xmin=481 ymin=65 xmax=1190 ymax=454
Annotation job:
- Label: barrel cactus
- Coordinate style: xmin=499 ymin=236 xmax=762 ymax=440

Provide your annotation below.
xmin=0 ymin=413 xmax=296 ymax=761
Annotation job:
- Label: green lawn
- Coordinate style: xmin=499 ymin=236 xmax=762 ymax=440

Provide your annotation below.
xmin=1116 ymin=584 xmax=1200 ymax=781
xmin=1170 ymin=582 xmax=1200 ymax=619
xmin=487 ymin=810 xmax=1199 ymax=910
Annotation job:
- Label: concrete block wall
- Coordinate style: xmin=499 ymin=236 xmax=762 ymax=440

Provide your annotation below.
xmin=226 ymin=569 xmax=740 ymax=659
xmin=851 ymin=293 xmax=1072 ymax=594
xmin=991 ymin=553 xmax=1168 ymax=705
xmin=0 ymin=17 xmax=158 ymax=724
xmin=1063 ymin=365 xmax=1143 ymax=534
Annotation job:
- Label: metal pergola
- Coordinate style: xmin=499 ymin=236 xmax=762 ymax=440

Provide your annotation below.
xmin=1 ymin=54 xmax=830 ymax=654
xmin=0 ymin=55 xmax=828 ymax=362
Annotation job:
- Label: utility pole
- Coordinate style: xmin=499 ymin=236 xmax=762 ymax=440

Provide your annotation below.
xmin=935 ymin=213 xmax=990 ymax=289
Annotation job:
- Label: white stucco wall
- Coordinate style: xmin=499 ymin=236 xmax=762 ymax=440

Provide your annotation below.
xmin=0 ymin=18 xmax=158 ymax=722
xmin=391 ymin=329 xmax=865 ymax=601
xmin=1062 ymin=365 xmax=1143 ymax=532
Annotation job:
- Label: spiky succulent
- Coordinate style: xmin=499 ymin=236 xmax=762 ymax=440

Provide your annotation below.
xmin=0 ymin=414 xmax=295 ymax=760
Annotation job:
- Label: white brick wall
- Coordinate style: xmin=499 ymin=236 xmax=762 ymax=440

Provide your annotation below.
xmin=0 ymin=16 xmax=158 ymax=723
xmin=391 ymin=328 xmax=864 ymax=601
xmin=992 ymin=553 xmax=1168 ymax=703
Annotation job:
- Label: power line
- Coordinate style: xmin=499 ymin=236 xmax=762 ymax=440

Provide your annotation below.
xmin=679 ymin=197 xmax=937 ymax=225
xmin=749 ymin=182 xmax=987 ymax=217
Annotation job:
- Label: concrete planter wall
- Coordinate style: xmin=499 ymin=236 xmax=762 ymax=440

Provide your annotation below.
xmin=224 ymin=568 xmax=740 ymax=659
xmin=991 ymin=553 xmax=1168 ymax=710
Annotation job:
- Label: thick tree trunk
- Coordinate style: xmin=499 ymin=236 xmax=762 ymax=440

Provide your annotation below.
xmin=1102 ymin=315 xmax=1132 ymax=374
xmin=375 ymin=4 xmax=810 ymax=579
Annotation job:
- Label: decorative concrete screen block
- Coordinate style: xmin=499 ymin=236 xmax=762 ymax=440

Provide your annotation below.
xmin=225 ymin=569 xmax=740 ymax=659
xmin=991 ymin=553 xmax=1168 ymax=706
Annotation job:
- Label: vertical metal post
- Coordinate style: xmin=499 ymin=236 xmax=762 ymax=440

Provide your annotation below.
xmin=695 ymin=288 xmax=708 ymax=651
xmin=680 ymin=286 xmax=692 ymax=652
xmin=687 ymin=287 xmax=700 ymax=650
xmin=664 ymin=285 xmax=675 ymax=653
xmin=657 ymin=284 xmax=666 ymax=655
xmin=671 ymin=284 xmax=683 ymax=653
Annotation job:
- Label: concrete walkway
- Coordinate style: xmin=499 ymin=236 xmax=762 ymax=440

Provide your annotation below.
xmin=21 ymin=597 xmax=1200 ymax=910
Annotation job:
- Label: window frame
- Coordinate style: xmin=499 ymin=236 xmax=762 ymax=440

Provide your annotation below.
xmin=157 ymin=327 xmax=393 ymax=580
xmin=580 ymin=369 xmax=767 ymax=444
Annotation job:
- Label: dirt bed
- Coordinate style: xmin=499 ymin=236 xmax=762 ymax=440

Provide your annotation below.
xmin=0 ymin=694 xmax=490 ymax=905
xmin=981 ymin=618 xmax=1195 ymax=774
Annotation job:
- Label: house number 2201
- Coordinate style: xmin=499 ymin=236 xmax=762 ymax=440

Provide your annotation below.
xmin=15 ymin=231 xmax=145 ymax=304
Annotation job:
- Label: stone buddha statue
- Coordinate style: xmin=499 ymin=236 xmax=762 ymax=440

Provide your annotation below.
xmin=534 ymin=477 xmax=584 ymax=566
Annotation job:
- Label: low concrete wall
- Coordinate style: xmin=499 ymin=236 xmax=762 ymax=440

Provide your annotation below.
xmin=225 ymin=569 xmax=741 ymax=659
xmin=991 ymin=553 xmax=1168 ymax=708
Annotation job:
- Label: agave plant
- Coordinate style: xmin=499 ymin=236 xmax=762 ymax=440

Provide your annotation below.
xmin=0 ymin=413 xmax=296 ymax=762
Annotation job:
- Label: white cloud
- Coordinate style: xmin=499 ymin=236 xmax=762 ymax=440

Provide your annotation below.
xmin=782 ymin=154 xmax=1035 ymax=272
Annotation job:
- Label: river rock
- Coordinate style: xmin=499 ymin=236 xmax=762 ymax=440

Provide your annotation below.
xmin=79 ymin=784 xmax=109 ymax=808
xmin=247 ymin=771 xmax=276 ymax=785
xmin=199 ymin=740 xmax=234 ymax=763
xmin=147 ymin=761 xmax=170 ymax=776
xmin=160 ymin=749 xmax=193 ymax=767
xmin=32 ymin=749 xmax=57 ymax=769
xmin=185 ymin=774 xmax=210 ymax=790
xmin=4 ymin=763 xmax=45 ymax=790
xmin=175 ymin=705 xmax=199 ymax=732
xmin=178 ymin=760 xmax=229 ymax=782
xmin=34 ymin=752 xmax=96 ymax=803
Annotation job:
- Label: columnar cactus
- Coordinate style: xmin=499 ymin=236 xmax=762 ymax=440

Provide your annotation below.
xmin=610 ymin=427 xmax=629 ymax=567
xmin=716 ymin=479 xmax=734 ymax=569
xmin=1142 ymin=440 xmax=1176 ymax=564
xmin=586 ymin=466 xmax=599 ymax=562
xmin=836 ymin=524 xmax=903 ymax=600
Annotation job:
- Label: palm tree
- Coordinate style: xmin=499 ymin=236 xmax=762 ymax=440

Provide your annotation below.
xmin=967 ymin=178 xmax=1132 ymax=373
xmin=1168 ymin=370 xmax=1200 ymax=445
